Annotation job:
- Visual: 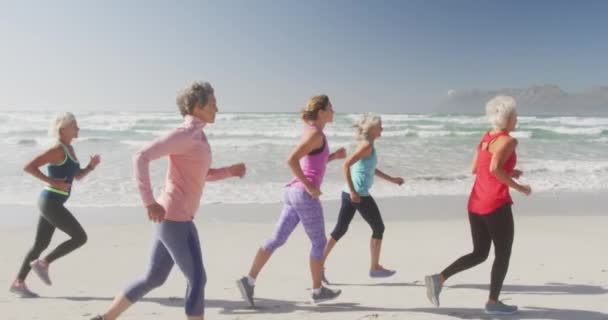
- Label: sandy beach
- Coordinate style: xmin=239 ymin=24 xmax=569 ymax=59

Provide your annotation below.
xmin=1 ymin=192 xmax=606 ymax=320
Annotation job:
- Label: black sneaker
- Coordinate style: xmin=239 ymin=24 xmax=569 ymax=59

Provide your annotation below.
xmin=312 ymin=286 xmax=341 ymax=303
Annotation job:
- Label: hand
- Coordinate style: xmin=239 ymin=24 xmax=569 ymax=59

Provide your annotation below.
xmin=518 ymin=184 xmax=532 ymax=196
xmin=49 ymin=178 xmax=71 ymax=191
xmin=511 ymin=169 xmax=523 ymax=179
xmin=229 ymin=163 xmax=246 ymax=178
xmin=349 ymin=191 xmax=361 ymax=203
xmin=332 ymin=148 xmax=347 ymax=160
xmin=88 ymin=154 xmax=101 ymax=169
xmin=392 ymin=177 xmax=405 ymax=186
xmin=305 ymin=185 xmax=322 ymax=198
xmin=146 ymin=202 xmax=165 ymax=223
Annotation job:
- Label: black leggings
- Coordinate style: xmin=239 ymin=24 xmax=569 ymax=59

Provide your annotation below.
xmin=330 ymin=192 xmax=385 ymax=241
xmin=17 ymin=197 xmax=88 ymax=281
xmin=441 ymin=203 xmax=514 ymax=301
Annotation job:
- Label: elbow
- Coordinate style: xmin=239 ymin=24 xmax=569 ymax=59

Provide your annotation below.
xmin=286 ymin=156 xmax=297 ymax=168
xmin=342 ymin=161 xmax=352 ymax=171
xmin=133 ymin=151 xmax=147 ymax=167
xmin=23 ymin=163 xmax=34 ymax=174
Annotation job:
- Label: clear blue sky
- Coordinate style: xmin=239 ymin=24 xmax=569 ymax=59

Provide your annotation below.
xmin=1 ymin=0 xmax=606 ymax=113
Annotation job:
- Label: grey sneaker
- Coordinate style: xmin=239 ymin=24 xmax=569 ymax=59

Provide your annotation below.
xmin=90 ymin=316 xmax=105 ymax=320
xmin=424 ymin=274 xmax=442 ymax=307
xmin=312 ymin=286 xmax=341 ymax=303
xmin=485 ymin=301 xmax=518 ymax=315
xmin=236 ymin=276 xmax=255 ymax=307
xmin=9 ymin=282 xmax=39 ymax=298
xmin=30 ymin=259 xmax=52 ymax=286
xmin=369 ymin=267 xmax=396 ymax=278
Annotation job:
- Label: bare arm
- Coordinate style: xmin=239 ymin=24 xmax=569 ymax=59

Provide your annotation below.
xmin=23 ymin=145 xmax=71 ymax=190
xmin=489 ymin=137 xmax=530 ymax=195
xmin=343 ymin=141 xmax=372 ymax=202
xmin=75 ymin=154 xmax=101 ymax=180
xmin=375 ymin=168 xmax=404 ymax=185
xmin=287 ymin=129 xmax=324 ymax=197
xmin=328 ymin=147 xmax=346 ymax=162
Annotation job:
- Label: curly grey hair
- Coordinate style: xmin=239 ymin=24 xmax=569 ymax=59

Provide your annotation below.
xmin=486 ymin=95 xmax=517 ymax=130
xmin=354 ymin=113 xmax=382 ymax=141
xmin=176 ymin=81 xmax=215 ymax=116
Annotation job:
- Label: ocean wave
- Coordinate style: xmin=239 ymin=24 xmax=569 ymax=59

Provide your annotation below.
xmin=519 ymin=116 xmax=608 ymax=127
xmin=522 ymin=160 xmax=608 ymax=174
xmin=16 ymin=139 xmax=37 ymax=146
xmin=526 ymin=126 xmax=606 ymax=136
xmin=411 ymin=174 xmax=469 ymax=182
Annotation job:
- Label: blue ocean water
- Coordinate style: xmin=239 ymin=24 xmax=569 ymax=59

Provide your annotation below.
xmin=1 ymin=111 xmax=607 ymax=206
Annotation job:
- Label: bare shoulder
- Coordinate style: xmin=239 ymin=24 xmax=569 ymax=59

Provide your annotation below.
xmin=48 ymin=144 xmax=65 ymax=156
xmin=33 ymin=144 xmax=65 ymax=164
xmin=358 ymin=140 xmax=373 ymax=152
xmin=302 ymin=127 xmax=324 ymax=143
xmin=494 ymin=135 xmax=517 ymax=152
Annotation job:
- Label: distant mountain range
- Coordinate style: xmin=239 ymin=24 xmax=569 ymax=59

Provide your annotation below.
xmin=435 ymin=85 xmax=608 ymax=116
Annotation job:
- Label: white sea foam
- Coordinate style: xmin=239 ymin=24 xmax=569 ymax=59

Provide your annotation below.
xmin=1 ymin=111 xmax=607 ymax=206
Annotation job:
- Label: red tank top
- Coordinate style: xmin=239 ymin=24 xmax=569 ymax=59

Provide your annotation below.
xmin=468 ymin=131 xmax=517 ymax=215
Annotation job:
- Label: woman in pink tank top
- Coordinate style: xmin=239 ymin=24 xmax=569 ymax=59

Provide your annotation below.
xmin=237 ymin=95 xmax=347 ymax=306
xmin=424 ymin=95 xmax=532 ymax=315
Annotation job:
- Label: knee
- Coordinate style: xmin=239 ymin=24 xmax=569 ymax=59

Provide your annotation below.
xmin=145 ymin=271 xmax=170 ymax=288
xmin=372 ymin=222 xmax=385 ymax=239
xmin=471 ymin=249 xmax=490 ymax=263
xmin=494 ymin=247 xmax=512 ymax=261
xmin=73 ymin=230 xmax=88 ymax=247
xmin=330 ymin=226 xmax=348 ymax=241
xmin=263 ymin=235 xmax=288 ymax=252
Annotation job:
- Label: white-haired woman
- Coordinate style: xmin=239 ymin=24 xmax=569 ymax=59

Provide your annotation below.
xmin=424 ymin=95 xmax=531 ymax=315
xmin=10 ymin=113 xmax=101 ymax=298
xmin=91 ymin=82 xmax=245 ymax=320
xmin=322 ymin=113 xmax=404 ymax=283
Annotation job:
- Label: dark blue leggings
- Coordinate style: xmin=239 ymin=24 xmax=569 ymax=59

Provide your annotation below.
xmin=124 ymin=220 xmax=206 ymax=316
xmin=330 ymin=192 xmax=385 ymax=241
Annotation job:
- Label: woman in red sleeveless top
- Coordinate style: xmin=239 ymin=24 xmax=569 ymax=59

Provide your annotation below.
xmin=424 ymin=95 xmax=532 ymax=315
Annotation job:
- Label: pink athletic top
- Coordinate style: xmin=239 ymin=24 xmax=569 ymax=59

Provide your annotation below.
xmin=468 ymin=131 xmax=517 ymax=215
xmin=134 ymin=115 xmax=232 ymax=221
xmin=287 ymin=125 xmax=330 ymax=189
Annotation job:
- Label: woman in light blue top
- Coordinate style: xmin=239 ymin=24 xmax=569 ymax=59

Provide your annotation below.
xmin=322 ymin=114 xmax=404 ymax=282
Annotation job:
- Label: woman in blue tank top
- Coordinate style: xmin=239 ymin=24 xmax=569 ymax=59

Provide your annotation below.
xmin=9 ymin=112 xmax=101 ymax=298
xmin=322 ymin=114 xmax=404 ymax=283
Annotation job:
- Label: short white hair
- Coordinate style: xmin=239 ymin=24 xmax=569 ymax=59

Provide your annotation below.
xmin=48 ymin=112 xmax=76 ymax=138
xmin=486 ymin=95 xmax=516 ymax=130
xmin=354 ymin=113 xmax=382 ymax=141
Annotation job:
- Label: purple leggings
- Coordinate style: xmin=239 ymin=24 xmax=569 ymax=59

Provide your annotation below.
xmin=263 ymin=186 xmax=327 ymax=260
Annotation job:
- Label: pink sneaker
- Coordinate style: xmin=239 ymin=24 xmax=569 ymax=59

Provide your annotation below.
xmin=9 ymin=282 xmax=39 ymax=298
xmin=30 ymin=259 xmax=52 ymax=285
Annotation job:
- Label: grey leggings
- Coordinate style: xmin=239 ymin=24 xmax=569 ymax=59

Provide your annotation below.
xmin=17 ymin=197 xmax=87 ymax=281
xmin=124 ymin=220 xmax=206 ymax=317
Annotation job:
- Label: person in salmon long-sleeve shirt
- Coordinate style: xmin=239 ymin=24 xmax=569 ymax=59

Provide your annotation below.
xmin=91 ymin=81 xmax=246 ymax=320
